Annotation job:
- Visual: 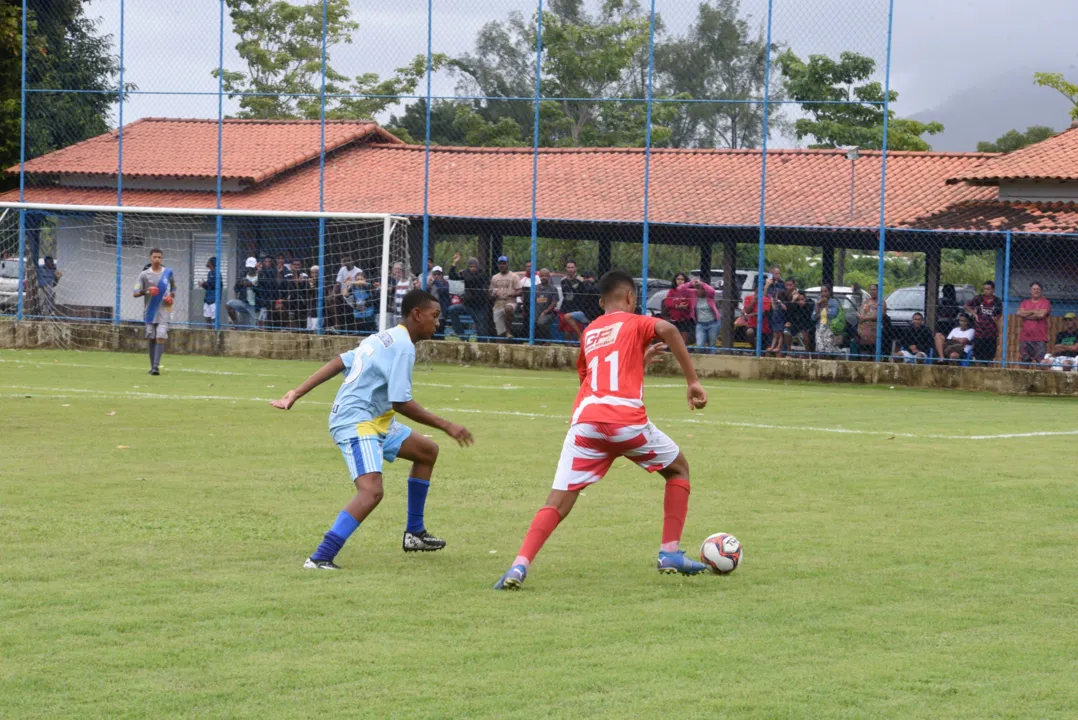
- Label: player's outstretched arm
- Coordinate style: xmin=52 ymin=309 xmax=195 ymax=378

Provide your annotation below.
xmin=392 ymin=400 xmax=474 ymax=447
xmin=271 ymin=356 xmax=345 ymax=410
xmin=653 ymin=319 xmax=707 ymax=411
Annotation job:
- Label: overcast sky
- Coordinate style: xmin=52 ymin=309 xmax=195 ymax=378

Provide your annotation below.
xmin=80 ymin=0 xmax=1078 ymax=147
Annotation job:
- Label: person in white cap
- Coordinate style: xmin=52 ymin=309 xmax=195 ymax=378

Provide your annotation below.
xmin=226 ymin=257 xmax=260 ymax=328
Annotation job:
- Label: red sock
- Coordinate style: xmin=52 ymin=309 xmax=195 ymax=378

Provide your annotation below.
xmin=514 ymin=506 xmax=563 ymax=568
xmin=661 ymin=478 xmax=691 ymax=549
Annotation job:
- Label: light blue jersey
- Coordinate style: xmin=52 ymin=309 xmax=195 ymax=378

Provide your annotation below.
xmin=329 ymin=326 xmax=415 ymax=440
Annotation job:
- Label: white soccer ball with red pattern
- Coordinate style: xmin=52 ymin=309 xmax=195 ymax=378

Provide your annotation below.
xmin=700 ymin=533 xmax=742 ymax=574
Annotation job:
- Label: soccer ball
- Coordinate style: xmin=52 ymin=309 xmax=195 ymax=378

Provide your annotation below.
xmin=700 ymin=533 xmax=742 ymax=574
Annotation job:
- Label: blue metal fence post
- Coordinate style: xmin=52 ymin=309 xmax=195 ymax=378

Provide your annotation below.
xmin=1001 ymin=231 xmax=1012 ymax=368
xmin=527 ymin=0 xmax=545 ymax=346
xmin=315 ymin=0 xmax=328 ymax=335
xmin=214 ymin=0 xmax=226 ymax=332
xmin=640 ymin=0 xmax=657 ymax=319
xmin=420 ymin=0 xmax=434 ymax=291
xmin=874 ymin=0 xmax=896 ymax=362
xmin=113 ymin=0 xmax=126 ymax=326
xmin=754 ymin=0 xmax=776 ymax=358
xmin=15 ymin=0 xmax=27 ymax=321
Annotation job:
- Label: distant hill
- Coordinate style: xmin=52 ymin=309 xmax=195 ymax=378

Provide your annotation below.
xmin=909 ymin=71 xmax=1074 ymax=152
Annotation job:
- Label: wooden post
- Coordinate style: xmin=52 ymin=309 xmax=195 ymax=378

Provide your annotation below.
xmin=925 ymin=243 xmax=940 ymax=331
xmin=598 ymin=235 xmax=612 ymax=277
xmin=699 ymin=240 xmax=713 ymax=282
xmin=481 ymin=233 xmax=502 ymax=277
xmin=821 ymin=241 xmax=835 ymax=288
xmin=720 ymin=237 xmax=736 ymax=348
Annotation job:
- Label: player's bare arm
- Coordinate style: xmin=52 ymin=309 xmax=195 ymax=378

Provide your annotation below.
xmin=271 ymin=356 xmax=346 ymax=410
xmin=392 ymin=400 xmax=474 ymax=447
xmin=654 ymin=319 xmax=707 ymax=410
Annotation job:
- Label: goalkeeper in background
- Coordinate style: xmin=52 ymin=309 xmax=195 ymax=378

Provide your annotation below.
xmin=133 ymin=248 xmax=176 ymax=376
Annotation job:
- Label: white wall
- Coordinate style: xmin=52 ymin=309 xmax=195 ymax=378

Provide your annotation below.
xmin=998 ymin=180 xmax=1078 ymax=202
xmin=54 ymin=215 xmax=236 ymax=324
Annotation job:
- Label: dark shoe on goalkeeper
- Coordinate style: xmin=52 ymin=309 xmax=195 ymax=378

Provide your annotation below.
xmin=493 ymin=564 xmax=527 ymax=590
xmin=657 ymin=549 xmax=709 ymax=575
xmin=303 ymin=557 xmax=341 ymax=570
xmin=402 ymin=530 xmax=446 ymax=552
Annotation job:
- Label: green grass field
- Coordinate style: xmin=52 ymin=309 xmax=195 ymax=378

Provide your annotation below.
xmin=2 ymin=348 xmax=1077 ymax=719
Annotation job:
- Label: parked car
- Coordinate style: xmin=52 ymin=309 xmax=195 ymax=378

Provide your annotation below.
xmin=647 ymin=269 xmax=758 ymax=316
xmin=0 ymin=257 xmax=22 ymax=311
xmin=886 ymin=284 xmax=975 ymax=329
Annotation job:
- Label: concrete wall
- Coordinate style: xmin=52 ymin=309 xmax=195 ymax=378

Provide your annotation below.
xmin=5 ymin=319 xmax=1078 ymax=396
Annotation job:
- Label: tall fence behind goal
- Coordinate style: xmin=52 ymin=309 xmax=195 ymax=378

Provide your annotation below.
xmin=0 ymin=205 xmax=410 ymax=335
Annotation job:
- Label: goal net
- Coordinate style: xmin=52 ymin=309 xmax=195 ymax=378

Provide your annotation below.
xmin=0 ymin=204 xmax=411 ymax=339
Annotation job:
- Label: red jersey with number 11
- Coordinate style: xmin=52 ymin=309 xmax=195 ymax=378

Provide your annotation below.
xmin=572 ymin=312 xmax=660 ymax=426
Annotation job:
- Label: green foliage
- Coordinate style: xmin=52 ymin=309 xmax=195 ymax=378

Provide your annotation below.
xmin=776 ymin=50 xmax=943 ymax=151
xmin=1 ymin=0 xmax=123 ymax=189
xmin=215 ymin=0 xmax=446 ymax=120
xmin=976 ymin=126 xmax=1057 ymax=153
xmin=655 ymin=0 xmax=786 ymax=149
xmin=1033 ymin=72 xmax=1078 ymax=121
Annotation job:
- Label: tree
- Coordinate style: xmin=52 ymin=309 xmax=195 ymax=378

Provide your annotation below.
xmin=976 ymin=126 xmax=1056 ymax=153
xmin=776 ymin=50 xmax=943 ymax=151
xmin=1034 ymin=72 xmax=1078 ymax=121
xmin=387 ymin=100 xmax=526 ymax=147
xmin=451 ymin=0 xmax=678 ymax=147
xmin=1 ymin=0 xmax=123 ymax=188
xmin=215 ymin=0 xmax=445 ymax=120
xmin=655 ymin=0 xmax=785 ymax=149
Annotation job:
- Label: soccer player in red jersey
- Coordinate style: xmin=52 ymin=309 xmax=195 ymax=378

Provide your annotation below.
xmin=495 ymin=270 xmax=709 ymax=589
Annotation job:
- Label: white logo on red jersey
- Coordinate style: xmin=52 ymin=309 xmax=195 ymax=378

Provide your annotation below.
xmin=583 ymin=322 xmax=623 ymax=354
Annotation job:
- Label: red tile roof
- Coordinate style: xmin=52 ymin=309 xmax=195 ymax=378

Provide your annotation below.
xmin=902 ymin=200 xmax=1078 ymax=233
xmin=8 ymin=118 xmax=401 ymax=183
xmin=3 ymin=123 xmax=1003 ymax=228
xmin=947 ymin=125 xmax=1078 ymax=185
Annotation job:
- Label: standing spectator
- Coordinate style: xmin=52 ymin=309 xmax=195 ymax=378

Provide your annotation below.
xmin=766 ymin=283 xmax=790 ymax=357
xmin=35 ymin=255 xmax=62 ymax=316
xmin=894 ymin=312 xmax=933 ymax=363
xmin=763 ymin=267 xmax=783 ymax=300
xmin=350 ymin=269 xmax=378 ymax=333
xmin=1042 ymin=312 xmax=1078 ymax=370
xmin=391 ymin=261 xmax=413 ymax=325
xmin=1016 ymin=281 xmax=1051 ymax=365
xmin=428 ymin=266 xmax=451 ymax=336
xmin=256 ymin=255 xmax=279 ymax=328
xmin=940 ymin=313 xmax=975 ymax=363
xmin=687 ymin=277 xmax=720 ymax=354
xmin=306 ymin=265 xmax=321 ymax=332
xmin=577 ymin=270 xmax=602 ymax=323
xmin=559 ymin=260 xmax=589 ymax=340
xmin=786 ymin=292 xmax=814 ymax=354
xmin=132 ymin=248 xmax=176 ymax=376
xmin=812 ymin=285 xmax=841 ymax=356
xmin=335 ymin=255 xmax=363 ymax=330
xmin=228 ymin=257 xmax=259 ymax=328
xmin=199 ymin=256 xmax=218 ymax=326
xmin=448 ymin=254 xmax=490 ymax=338
xmin=530 ymin=268 xmax=562 ymax=339
xmin=490 ymin=255 xmax=522 ymax=340
xmin=965 ymin=280 xmax=1003 ymax=364
xmin=283 ymin=258 xmax=309 ymax=329
xmin=662 ymin=272 xmax=695 ymax=346
xmin=517 ymin=260 xmax=534 ymax=309
xmin=856 ymin=283 xmax=886 ymax=360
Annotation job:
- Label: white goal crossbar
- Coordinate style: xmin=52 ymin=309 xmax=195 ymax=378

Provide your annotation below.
xmin=0 ymin=202 xmax=410 ymax=332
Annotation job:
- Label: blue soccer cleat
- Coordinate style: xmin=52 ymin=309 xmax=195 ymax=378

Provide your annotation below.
xmin=493 ymin=564 xmax=528 ymax=590
xmin=657 ymin=550 xmax=709 ymax=575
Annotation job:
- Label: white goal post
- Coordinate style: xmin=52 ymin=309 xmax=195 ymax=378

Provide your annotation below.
xmin=0 ymin=202 xmax=411 ymax=332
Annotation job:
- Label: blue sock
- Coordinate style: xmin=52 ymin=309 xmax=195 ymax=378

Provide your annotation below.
xmin=406 ymin=478 xmax=430 ymax=534
xmin=311 ymin=510 xmax=360 ymax=562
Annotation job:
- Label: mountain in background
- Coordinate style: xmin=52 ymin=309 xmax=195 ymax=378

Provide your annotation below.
xmin=909 ymin=69 xmax=1075 ymax=152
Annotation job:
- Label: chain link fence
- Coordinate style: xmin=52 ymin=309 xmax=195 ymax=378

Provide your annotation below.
xmin=3 ymin=0 xmax=1075 ymax=367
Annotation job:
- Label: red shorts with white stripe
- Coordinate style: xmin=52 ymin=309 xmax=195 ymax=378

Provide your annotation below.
xmin=551 ymin=422 xmax=680 ymax=492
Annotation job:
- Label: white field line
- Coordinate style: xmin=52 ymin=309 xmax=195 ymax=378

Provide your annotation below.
xmin=3 ymin=384 xmax=1071 ymax=442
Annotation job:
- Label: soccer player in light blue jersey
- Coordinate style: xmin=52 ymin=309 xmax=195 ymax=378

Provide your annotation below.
xmin=272 ymin=289 xmax=474 ymax=570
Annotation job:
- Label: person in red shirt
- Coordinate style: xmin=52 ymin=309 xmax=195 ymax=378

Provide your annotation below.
xmin=1016 ymin=281 xmax=1051 ymax=364
xmin=494 ymin=271 xmax=710 ymax=590
xmin=661 ymin=272 xmax=695 ymax=346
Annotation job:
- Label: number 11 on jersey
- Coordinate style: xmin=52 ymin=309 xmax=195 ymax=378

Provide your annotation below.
xmin=588 ymin=350 xmax=619 ymax=392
